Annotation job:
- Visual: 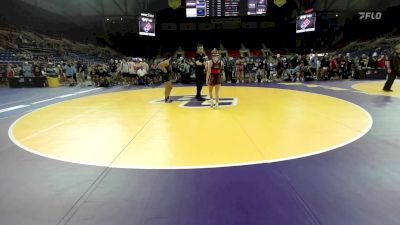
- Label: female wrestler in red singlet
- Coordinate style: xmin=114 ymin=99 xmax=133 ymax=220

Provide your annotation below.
xmin=206 ymin=48 xmax=224 ymax=109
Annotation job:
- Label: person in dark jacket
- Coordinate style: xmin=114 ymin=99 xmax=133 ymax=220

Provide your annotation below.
xmin=195 ymin=44 xmax=206 ymax=101
xmin=383 ymin=44 xmax=400 ymax=92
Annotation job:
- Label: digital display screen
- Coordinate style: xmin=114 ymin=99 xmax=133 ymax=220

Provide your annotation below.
xmin=186 ymin=0 xmax=266 ymax=17
xmin=296 ymin=13 xmax=316 ymax=33
xmin=247 ymin=0 xmax=266 ymax=15
xmin=139 ymin=15 xmax=155 ymax=36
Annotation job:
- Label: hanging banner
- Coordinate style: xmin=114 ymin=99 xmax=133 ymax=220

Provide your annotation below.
xmin=274 ymin=0 xmax=286 ymax=7
xmin=168 ymin=0 xmax=181 ymax=9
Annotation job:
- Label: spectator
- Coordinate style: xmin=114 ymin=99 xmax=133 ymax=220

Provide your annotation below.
xmin=120 ymin=59 xmax=130 ymax=86
xmin=225 ymin=57 xmax=235 ymax=83
xmin=76 ymin=61 xmax=86 ymax=87
xmin=338 ymin=56 xmax=347 ymax=79
xmin=64 ymin=63 xmax=76 ymax=86
xmin=329 ymin=56 xmax=338 ymax=79
xmin=369 ymin=53 xmax=378 ymax=68
xmin=137 ymin=65 xmax=147 ymax=85
xmin=310 ymin=54 xmax=318 ymax=79
xmin=6 ymin=64 xmax=15 ymax=78
xmin=376 ymin=54 xmax=386 ymax=69
xmin=235 ymin=56 xmax=245 ymax=83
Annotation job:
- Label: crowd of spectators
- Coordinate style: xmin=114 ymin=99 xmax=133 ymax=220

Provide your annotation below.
xmin=1 ymin=27 xmax=399 ymax=88
xmin=0 ymin=48 xmax=396 ymax=88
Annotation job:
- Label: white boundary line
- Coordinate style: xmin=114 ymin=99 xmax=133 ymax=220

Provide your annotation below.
xmin=31 ymin=98 xmax=55 ymax=105
xmin=2 ymin=88 xmax=102 ymax=110
xmin=57 ymin=94 xmax=77 ymax=98
xmin=0 ymin=100 xmax=27 ymax=107
xmin=31 ymin=88 xmax=102 ymax=105
xmin=0 ymin=105 xmax=30 ymax=113
xmin=8 ymin=87 xmax=374 ymax=170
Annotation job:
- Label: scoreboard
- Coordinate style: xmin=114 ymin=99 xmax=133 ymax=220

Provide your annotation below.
xmin=138 ymin=14 xmax=155 ymax=36
xmin=186 ymin=0 xmax=267 ymax=17
xmin=138 ymin=13 xmax=155 ymax=36
xmin=296 ymin=13 xmax=316 ymax=33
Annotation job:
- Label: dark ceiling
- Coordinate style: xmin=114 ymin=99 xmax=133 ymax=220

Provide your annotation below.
xmin=17 ymin=0 xmax=400 ymax=24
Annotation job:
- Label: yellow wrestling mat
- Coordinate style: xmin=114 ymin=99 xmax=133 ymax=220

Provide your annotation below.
xmin=9 ymin=87 xmax=372 ymax=169
xmin=352 ymin=80 xmax=400 ymax=97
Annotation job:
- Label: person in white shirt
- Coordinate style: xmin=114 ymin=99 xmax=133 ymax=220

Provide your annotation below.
xmin=120 ymin=59 xmax=130 ymax=86
xmin=137 ymin=65 xmax=146 ymax=85
xmin=128 ymin=58 xmax=137 ymax=85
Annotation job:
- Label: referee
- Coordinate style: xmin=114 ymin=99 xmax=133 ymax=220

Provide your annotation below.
xmin=195 ymin=44 xmax=206 ymax=101
xmin=383 ymin=44 xmax=400 ymax=92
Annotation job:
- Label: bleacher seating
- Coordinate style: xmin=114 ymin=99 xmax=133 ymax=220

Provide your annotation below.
xmin=228 ymin=49 xmax=240 ymax=58
xmin=185 ymin=50 xmax=196 ymax=58
xmin=250 ymin=49 xmax=263 ymax=57
xmin=0 ymin=50 xmax=17 ymax=62
xmin=0 ymin=26 xmax=119 ymax=65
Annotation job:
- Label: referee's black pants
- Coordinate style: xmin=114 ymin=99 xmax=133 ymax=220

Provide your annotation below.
xmin=195 ymin=71 xmax=205 ymax=98
xmin=383 ymin=72 xmax=398 ymax=91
